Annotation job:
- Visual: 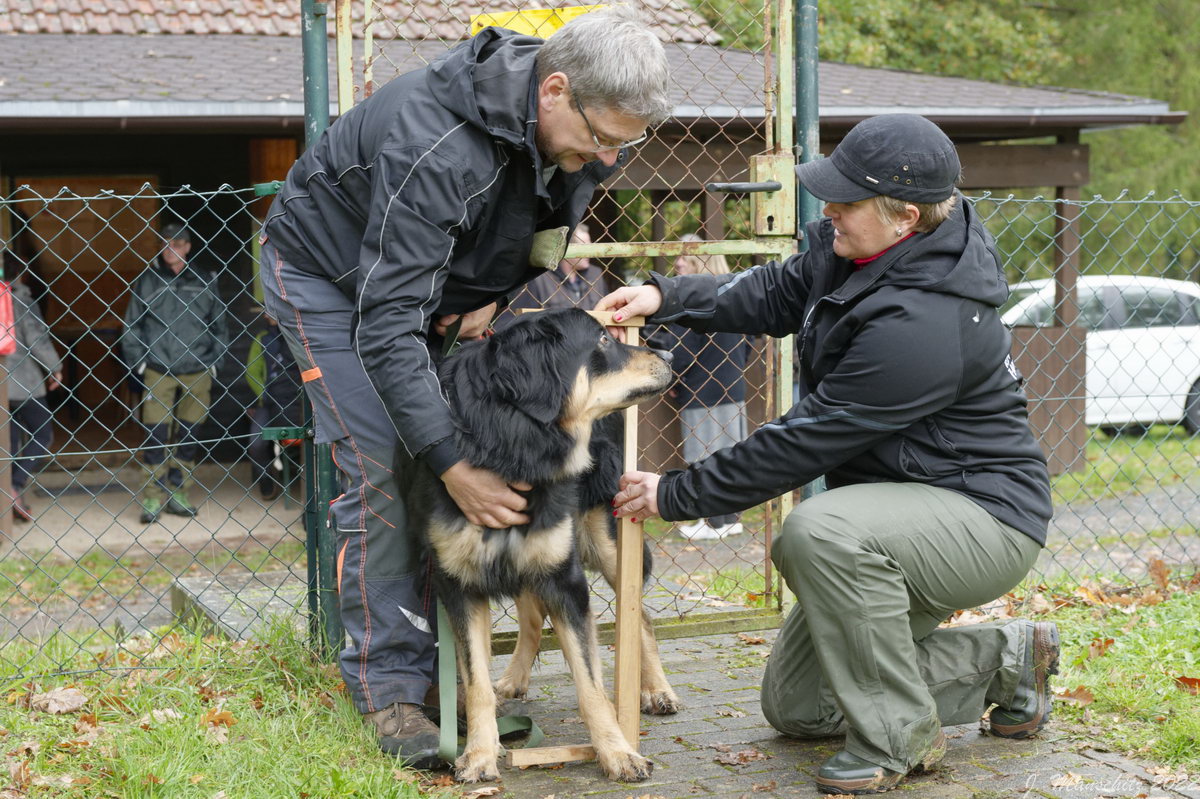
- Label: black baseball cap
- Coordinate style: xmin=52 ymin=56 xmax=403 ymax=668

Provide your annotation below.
xmin=795 ymin=114 xmax=960 ymax=204
xmin=161 ymin=222 xmax=191 ymax=243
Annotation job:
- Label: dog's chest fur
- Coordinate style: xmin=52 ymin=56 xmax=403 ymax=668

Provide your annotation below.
xmin=425 ymin=480 xmax=584 ymax=596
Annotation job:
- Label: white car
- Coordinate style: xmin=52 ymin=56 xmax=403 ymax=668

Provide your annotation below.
xmin=1001 ymin=275 xmax=1200 ymax=432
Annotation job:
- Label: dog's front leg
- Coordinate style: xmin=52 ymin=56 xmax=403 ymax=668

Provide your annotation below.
xmin=579 ymin=507 xmax=681 ymax=715
xmin=454 ymin=595 xmax=502 ymax=782
xmin=495 ymin=591 xmax=545 ymax=700
xmin=542 ymin=578 xmax=653 ymax=782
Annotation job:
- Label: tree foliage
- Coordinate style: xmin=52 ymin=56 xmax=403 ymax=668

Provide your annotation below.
xmin=1046 ymin=0 xmax=1199 ymax=197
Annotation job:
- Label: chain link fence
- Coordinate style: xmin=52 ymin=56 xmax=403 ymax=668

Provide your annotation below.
xmin=3 ymin=185 xmax=1200 ymax=682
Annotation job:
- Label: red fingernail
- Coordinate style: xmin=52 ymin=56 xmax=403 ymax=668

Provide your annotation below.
xmin=614 ymin=314 xmax=623 ymax=322
xmin=631 ymin=517 xmax=638 ymax=523
xmin=612 ymin=510 xmax=618 ymax=516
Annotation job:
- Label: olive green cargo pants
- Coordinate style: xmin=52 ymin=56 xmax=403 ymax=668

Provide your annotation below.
xmin=762 ymin=482 xmax=1042 ymax=773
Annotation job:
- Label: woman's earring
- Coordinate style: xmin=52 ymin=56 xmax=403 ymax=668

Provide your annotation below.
xmin=895 ymin=227 xmax=903 ymax=237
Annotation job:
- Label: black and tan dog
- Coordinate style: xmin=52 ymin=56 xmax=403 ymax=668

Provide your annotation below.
xmin=409 ymin=308 xmax=680 ymax=783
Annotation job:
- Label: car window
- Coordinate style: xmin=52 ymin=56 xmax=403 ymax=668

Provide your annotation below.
xmin=1007 ymin=284 xmax=1110 ymax=329
xmin=1120 ymin=287 xmax=1192 ymax=328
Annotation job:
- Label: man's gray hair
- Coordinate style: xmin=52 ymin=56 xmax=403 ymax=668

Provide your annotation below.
xmin=537 ymin=5 xmax=673 ymax=124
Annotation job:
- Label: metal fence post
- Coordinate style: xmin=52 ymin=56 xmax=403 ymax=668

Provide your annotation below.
xmin=300 ymin=0 xmax=342 ymax=658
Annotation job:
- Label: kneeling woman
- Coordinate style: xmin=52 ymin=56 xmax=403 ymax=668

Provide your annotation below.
xmin=600 ymin=114 xmax=1056 ymax=795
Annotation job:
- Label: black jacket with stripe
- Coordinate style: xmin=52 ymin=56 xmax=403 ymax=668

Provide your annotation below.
xmin=263 ymin=28 xmax=618 ymax=474
xmin=649 ymin=197 xmax=1053 ymax=545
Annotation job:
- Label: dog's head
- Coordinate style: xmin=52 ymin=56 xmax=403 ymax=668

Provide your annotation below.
xmin=442 ymin=308 xmax=671 ymax=481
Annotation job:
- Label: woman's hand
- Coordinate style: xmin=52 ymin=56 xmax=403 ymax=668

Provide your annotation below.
xmin=612 ymin=470 xmax=662 ymax=521
xmin=441 ymin=461 xmax=532 ymax=528
xmin=594 ymin=286 xmax=663 ymax=341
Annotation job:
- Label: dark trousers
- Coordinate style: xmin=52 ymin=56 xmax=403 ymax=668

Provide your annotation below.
xmin=260 ymin=238 xmax=437 ymax=714
xmin=9 ymin=396 xmax=54 ymax=492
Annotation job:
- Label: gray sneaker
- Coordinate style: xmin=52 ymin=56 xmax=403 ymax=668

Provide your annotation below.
xmin=365 ymin=702 xmax=443 ymax=769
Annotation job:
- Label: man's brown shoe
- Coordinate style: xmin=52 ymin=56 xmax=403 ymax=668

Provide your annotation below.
xmin=365 ymin=702 xmax=443 ymax=768
xmin=816 ymin=730 xmax=945 ymax=795
xmin=989 ymin=620 xmax=1059 ymax=739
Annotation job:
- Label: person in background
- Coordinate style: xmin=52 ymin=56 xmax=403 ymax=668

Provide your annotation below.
xmin=654 ymin=235 xmax=750 ymax=540
xmin=505 ymin=222 xmax=608 ymax=316
xmin=244 ymin=312 xmax=303 ymax=501
xmin=121 ymin=222 xmax=227 ymax=524
xmin=602 ymin=115 xmax=1056 ymax=795
xmin=4 ymin=251 xmax=63 ymax=522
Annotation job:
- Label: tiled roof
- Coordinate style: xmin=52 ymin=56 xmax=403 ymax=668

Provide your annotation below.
xmin=0 ymin=32 xmax=1176 ymax=132
xmin=0 ymin=0 xmax=719 ymax=42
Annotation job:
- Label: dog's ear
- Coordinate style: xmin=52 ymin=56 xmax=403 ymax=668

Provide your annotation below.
xmin=487 ymin=315 xmax=570 ymax=425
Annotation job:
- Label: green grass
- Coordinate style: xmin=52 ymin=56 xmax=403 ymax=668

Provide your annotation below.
xmin=1027 ymin=575 xmax=1200 ymax=772
xmin=0 ymin=540 xmax=307 ymax=612
xmin=0 ymin=622 xmax=449 ymax=798
xmin=1053 ymin=425 xmax=1200 ymax=504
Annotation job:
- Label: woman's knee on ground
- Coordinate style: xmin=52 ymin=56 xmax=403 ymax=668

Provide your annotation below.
xmin=760 ymin=679 xmax=844 ymax=739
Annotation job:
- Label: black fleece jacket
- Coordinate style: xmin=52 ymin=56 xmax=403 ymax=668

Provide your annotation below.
xmin=649 ymin=196 xmax=1053 ymax=545
xmin=262 ymin=28 xmax=618 ymax=474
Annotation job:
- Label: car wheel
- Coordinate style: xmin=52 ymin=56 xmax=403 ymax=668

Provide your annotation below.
xmin=1185 ymin=379 xmax=1200 ymax=435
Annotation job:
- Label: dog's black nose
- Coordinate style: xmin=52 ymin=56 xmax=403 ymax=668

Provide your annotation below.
xmin=652 ymin=348 xmax=673 ymax=365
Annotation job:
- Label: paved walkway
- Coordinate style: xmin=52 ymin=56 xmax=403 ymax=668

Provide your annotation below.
xmin=486 ymin=628 xmax=1200 ymax=799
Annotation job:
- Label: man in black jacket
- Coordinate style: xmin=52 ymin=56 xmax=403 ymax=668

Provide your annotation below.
xmin=603 ymin=115 xmax=1056 ymax=794
xmin=259 ymin=7 xmax=671 ymax=765
xmin=122 ymin=222 xmax=227 ymax=524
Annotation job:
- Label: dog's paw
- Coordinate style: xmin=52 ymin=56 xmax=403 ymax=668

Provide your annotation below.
xmin=641 ymin=688 xmax=682 ymax=715
xmin=493 ymin=673 xmax=529 ymax=700
xmin=599 ymin=750 xmax=653 ymax=782
xmin=454 ymin=750 xmax=500 ymax=783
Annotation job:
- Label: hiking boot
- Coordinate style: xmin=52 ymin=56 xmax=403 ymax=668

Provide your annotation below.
xmin=258 ymin=474 xmax=281 ymax=501
xmin=165 ymin=490 xmax=197 ymax=517
xmin=365 ymin=702 xmax=442 ymax=769
xmin=817 ymin=730 xmax=946 ymax=795
xmin=989 ymin=620 xmax=1060 ymax=739
xmin=140 ymin=497 xmax=163 ymax=524
xmin=421 ymin=683 xmax=466 ymax=727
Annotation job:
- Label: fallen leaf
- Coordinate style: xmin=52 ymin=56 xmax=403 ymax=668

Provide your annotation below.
xmin=143 ymin=773 xmax=164 ymax=785
xmin=10 ymin=740 xmax=40 ymax=757
xmin=1026 ymin=593 xmax=1054 ymax=614
xmin=737 ymin=633 xmax=766 ymax=646
xmin=190 ymin=774 xmax=206 ymax=785
xmin=714 ymin=748 xmax=771 ymax=765
xmin=1050 ymin=772 xmax=1083 ymax=787
xmin=31 ymin=687 xmax=87 ymax=715
xmin=204 ymin=725 xmax=229 ymax=745
xmin=753 ymin=781 xmax=777 ymax=792
xmin=716 ymin=707 xmax=747 ymax=718
xmin=201 ymin=708 xmax=237 ymax=728
xmin=427 ymin=774 xmax=456 ymax=788
xmin=8 ymin=760 xmax=31 ymax=789
xmin=1088 ymin=637 xmax=1115 ymax=659
xmin=1055 ymin=686 xmax=1095 ymax=706
xmin=464 ymin=788 xmax=501 ymax=798
xmin=1149 ymin=558 xmax=1171 ymax=591
xmin=1174 ymin=675 xmax=1200 ymax=695
xmin=32 ymin=774 xmax=75 ymax=788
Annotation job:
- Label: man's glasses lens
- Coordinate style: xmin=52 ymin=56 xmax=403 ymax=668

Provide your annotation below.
xmin=573 ymin=95 xmax=648 ymax=152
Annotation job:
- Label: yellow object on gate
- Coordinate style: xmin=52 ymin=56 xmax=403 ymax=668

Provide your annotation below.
xmin=469 ymin=5 xmax=608 ymax=38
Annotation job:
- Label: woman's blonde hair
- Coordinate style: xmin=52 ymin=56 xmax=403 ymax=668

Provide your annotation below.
xmin=871 ymin=194 xmax=958 ymax=233
xmin=676 ymin=233 xmax=731 ymax=276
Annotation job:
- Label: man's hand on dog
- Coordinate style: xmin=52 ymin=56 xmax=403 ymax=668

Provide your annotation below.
xmin=612 ymin=470 xmax=662 ymax=522
xmin=442 ymin=461 xmax=532 ymax=528
xmin=595 ymin=286 xmax=663 ymax=341
xmin=434 ymin=302 xmax=498 ymax=339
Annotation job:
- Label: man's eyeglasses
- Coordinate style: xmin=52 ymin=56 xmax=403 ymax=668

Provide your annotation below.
xmin=573 ymin=95 xmax=649 ymax=153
